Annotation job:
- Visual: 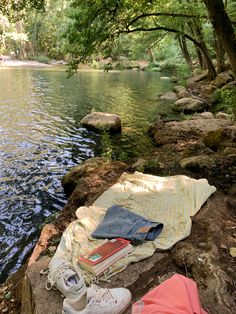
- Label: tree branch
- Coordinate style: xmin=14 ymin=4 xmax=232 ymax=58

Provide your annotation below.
xmin=118 ymin=26 xmax=202 ymax=47
xmin=127 ymin=12 xmax=208 ymax=28
xmin=149 ymin=32 xmax=168 ymax=49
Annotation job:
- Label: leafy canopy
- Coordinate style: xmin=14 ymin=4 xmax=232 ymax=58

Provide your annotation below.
xmin=64 ymin=0 xmax=207 ymax=71
xmin=0 ymin=0 xmax=45 ymax=19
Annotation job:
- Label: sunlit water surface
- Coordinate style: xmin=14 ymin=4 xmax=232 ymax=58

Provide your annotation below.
xmin=0 ymin=67 xmax=173 ymax=282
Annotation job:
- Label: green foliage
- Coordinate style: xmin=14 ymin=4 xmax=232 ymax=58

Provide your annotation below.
xmin=103 ymin=62 xmax=113 ymax=72
xmin=117 ymin=151 xmax=130 ymax=162
xmin=101 ymin=131 xmax=113 ymax=161
xmin=28 ymin=54 xmax=50 ymax=64
xmin=203 ymin=130 xmax=223 ymax=151
xmin=91 ymin=59 xmax=99 ymax=68
xmin=0 ymin=0 xmax=45 ymax=20
xmin=213 ymin=87 xmax=236 ymax=120
xmin=115 ymin=62 xmax=125 ymax=70
xmin=179 ymin=113 xmax=193 ymax=120
xmin=63 ymin=0 xmax=209 ymax=73
xmin=144 ymin=158 xmax=160 ymax=173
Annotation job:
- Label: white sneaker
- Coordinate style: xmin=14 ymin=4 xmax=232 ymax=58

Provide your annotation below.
xmin=46 ymin=258 xmax=87 ymax=302
xmin=63 ymin=284 xmax=132 ymax=314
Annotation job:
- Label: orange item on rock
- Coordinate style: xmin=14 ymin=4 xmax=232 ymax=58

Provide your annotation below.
xmin=132 ymin=274 xmax=208 ymax=314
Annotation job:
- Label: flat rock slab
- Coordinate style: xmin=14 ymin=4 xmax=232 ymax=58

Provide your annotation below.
xmin=167 ymin=118 xmax=233 ymax=134
xmin=150 ymin=118 xmax=234 ymax=146
xmin=21 ymin=252 xmax=169 ymax=314
xmin=20 ymin=192 xmax=236 ymax=314
xmin=180 ymin=155 xmax=216 ymax=170
xmin=21 ymin=258 xmax=63 ymax=314
xmin=80 ymin=112 xmax=122 ymax=133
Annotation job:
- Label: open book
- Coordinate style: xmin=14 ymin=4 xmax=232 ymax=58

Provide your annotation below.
xmin=78 ymin=238 xmax=133 ymax=276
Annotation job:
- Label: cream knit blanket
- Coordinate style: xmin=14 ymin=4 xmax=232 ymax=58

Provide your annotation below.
xmin=53 ymin=172 xmax=216 ymax=282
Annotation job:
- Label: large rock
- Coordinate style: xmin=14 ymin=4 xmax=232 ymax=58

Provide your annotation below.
xmin=62 ymin=157 xmax=107 ymax=196
xmin=80 ymin=112 xmax=122 ymax=133
xmin=20 ymin=192 xmax=236 ymax=314
xmin=203 ymin=125 xmax=236 ymax=151
xmin=174 ymin=86 xmax=192 ymax=98
xmin=160 ymin=91 xmax=178 ymax=102
xmin=212 ymin=71 xmax=234 ymax=88
xmin=180 ymin=155 xmax=216 ymax=170
xmin=21 ymin=258 xmax=63 ymax=314
xmin=187 ymin=71 xmax=208 ymax=85
xmin=168 ymin=119 xmax=234 ymax=135
xmin=173 ymin=98 xmax=207 ymax=113
xmin=223 ymin=147 xmax=236 ymax=157
xmin=58 ymin=158 xmax=127 ymax=231
xmin=149 ymin=118 xmax=234 ymax=146
xmin=61 ymin=157 xmax=126 ymax=198
xmin=216 ymin=112 xmax=232 ymax=120
xmin=28 ymin=224 xmax=58 ymax=266
xmin=192 ymin=112 xmax=215 ymax=120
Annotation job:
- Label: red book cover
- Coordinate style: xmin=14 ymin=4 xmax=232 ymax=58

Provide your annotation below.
xmin=79 ymin=238 xmax=130 ymax=266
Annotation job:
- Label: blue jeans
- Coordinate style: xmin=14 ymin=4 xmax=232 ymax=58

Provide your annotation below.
xmin=92 ymin=205 xmax=163 ymax=245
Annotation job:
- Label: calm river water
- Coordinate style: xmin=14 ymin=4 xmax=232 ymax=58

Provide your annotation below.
xmin=0 ymin=67 xmax=173 ymax=282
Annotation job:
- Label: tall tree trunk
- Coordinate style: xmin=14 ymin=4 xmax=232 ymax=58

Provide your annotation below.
xmin=15 ymin=21 xmax=26 ymax=60
xmin=204 ymin=0 xmax=236 ymax=77
xmin=197 ymin=41 xmax=217 ymax=79
xmin=187 ymin=20 xmax=216 ymax=79
xmin=148 ymin=47 xmax=156 ymax=64
xmin=177 ymin=35 xmax=193 ymax=70
xmin=189 ymin=20 xmax=210 ymax=70
xmin=31 ymin=13 xmax=40 ymax=56
xmin=188 ymin=22 xmax=204 ymax=69
xmin=214 ymin=31 xmax=225 ymax=74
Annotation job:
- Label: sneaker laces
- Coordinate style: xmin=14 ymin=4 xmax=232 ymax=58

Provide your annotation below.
xmin=46 ymin=261 xmax=80 ymax=291
xmin=91 ymin=285 xmax=116 ymax=304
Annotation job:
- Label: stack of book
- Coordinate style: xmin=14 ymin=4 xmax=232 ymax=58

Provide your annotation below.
xmin=78 ymin=238 xmax=133 ymax=276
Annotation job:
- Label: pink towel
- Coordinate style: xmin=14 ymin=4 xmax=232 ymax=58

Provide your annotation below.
xmin=132 ymin=274 xmax=208 ymax=314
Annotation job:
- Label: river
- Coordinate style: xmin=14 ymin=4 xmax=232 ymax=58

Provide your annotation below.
xmin=0 ymin=67 xmax=173 ymax=282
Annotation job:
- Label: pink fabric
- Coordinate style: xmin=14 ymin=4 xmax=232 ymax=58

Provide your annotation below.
xmin=132 ymin=274 xmax=208 ymax=314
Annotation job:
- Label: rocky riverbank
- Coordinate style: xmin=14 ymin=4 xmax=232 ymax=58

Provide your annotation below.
xmin=0 ymin=71 xmax=235 ymax=314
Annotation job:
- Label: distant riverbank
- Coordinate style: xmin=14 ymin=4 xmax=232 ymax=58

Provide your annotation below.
xmin=0 ymin=57 xmax=51 ymax=67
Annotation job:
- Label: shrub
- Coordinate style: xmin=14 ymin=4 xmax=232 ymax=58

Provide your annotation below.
xmin=213 ymin=87 xmax=236 ymax=120
xmin=101 ymin=131 xmax=113 ymax=161
xmin=28 ymin=54 xmax=51 ymax=64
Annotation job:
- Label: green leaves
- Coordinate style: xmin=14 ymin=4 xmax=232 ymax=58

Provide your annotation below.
xmin=0 ymin=0 xmax=45 ymax=20
xmin=62 ymin=0 xmax=210 ymax=71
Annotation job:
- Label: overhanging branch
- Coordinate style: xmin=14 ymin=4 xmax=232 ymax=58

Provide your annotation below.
xmin=127 ymin=12 xmax=208 ymax=28
xmin=119 ymin=26 xmax=201 ymax=47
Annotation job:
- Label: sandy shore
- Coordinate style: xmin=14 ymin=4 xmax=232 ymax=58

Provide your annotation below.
xmin=0 ymin=58 xmax=51 ymax=67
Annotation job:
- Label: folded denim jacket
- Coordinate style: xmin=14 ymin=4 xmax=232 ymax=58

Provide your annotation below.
xmin=92 ymin=205 xmax=164 ymax=245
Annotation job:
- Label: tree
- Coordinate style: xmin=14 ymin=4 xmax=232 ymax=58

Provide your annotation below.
xmin=0 ymin=0 xmax=45 ymax=57
xmin=64 ymin=0 xmax=218 ymax=78
xmin=0 ymin=0 xmax=45 ymax=19
xmin=25 ymin=0 xmax=70 ymax=58
xmin=203 ymin=0 xmax=236 ymax=77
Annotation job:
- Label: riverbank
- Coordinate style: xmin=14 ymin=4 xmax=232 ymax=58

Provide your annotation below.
xmin=0 ymin=56 xmax=51 ymax=67
xmin=0 ymin=70 xmax=235 ymax=313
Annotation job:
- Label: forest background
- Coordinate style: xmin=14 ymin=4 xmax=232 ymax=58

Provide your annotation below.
xmin=1 ymin=0 xmax=235 ymax=117
xmin=0 ymin=0 xmax=235 ymax=77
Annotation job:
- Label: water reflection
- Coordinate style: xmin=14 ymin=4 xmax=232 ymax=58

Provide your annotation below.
xmin=0 ymin=68 xmax=172 ymax=282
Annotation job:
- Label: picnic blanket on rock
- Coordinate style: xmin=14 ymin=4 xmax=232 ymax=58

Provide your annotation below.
xmin=53 ymin=172 xmax=216 ymax=283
